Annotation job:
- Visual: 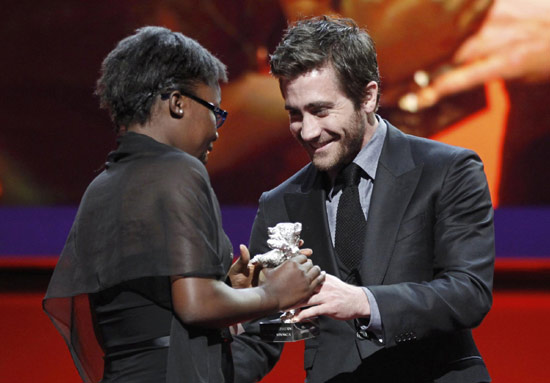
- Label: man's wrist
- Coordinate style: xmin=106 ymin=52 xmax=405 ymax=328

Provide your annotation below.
xmin=353 ymin=285 xmax=372 ymax=318
xmin=355 ymin=287 xmax=385 ymax=344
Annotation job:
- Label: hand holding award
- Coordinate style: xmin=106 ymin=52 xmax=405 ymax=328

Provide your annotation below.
xmin=251 ymin=222 xmax=321 ymax=342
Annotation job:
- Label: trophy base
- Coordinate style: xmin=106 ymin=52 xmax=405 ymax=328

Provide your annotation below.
xmin=259 ymin=317 xmax=320 ymax=342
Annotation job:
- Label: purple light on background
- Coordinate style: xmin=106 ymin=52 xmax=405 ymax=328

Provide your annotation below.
xmin=494 ymin=207 xmax=550 ymax=257
xmin=0 ymin=207 xmax=77 ymax=255
xmin=218 ymin=206 xmax=257 ymax=257
xmin=0 ymin=206 xmax=258 ymax=257
xmin=0 ymin=207 xmax=549 ymax=258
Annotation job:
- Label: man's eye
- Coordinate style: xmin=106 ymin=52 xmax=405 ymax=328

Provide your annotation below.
xmin=313 ymin=108 xmax=329 ymax=117
xmin=288 ymin=111 xmax=302 ymax=122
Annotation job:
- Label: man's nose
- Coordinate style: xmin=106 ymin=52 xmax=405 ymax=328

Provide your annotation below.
xmin=300 ymin=115 xmax=321 ymax=141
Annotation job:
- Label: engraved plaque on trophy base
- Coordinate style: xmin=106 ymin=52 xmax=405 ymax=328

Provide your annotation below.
xmin=259 ymin=317 xmax=320 ymax=342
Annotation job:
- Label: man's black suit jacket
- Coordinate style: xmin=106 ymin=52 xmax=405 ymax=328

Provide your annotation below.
xmin=233 ymin=122 xmax=494 ymax=383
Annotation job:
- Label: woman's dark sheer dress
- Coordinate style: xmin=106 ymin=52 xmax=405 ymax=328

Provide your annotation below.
xmin=89 ymin=278 xmax=173 ymax=382
xmin=43 ymin=133 xmax=234 ymax=382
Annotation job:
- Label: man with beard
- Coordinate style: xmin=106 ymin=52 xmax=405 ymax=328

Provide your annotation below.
xmin=232 ymin=16 xmax=494 ymax=383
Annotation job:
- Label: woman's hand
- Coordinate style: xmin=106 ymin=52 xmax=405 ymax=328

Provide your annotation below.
xmin=227 ymin=245 xmax=262 ymax=289
xmin=255 ymin=245 xmax=314 ymax=286
xmin=171 ymin=248 xmax=324 ymax=328
xmin=261 ymin=254 xmax=325 ymax=312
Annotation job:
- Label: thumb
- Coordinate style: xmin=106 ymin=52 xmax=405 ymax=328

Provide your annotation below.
xmin=238 ymin=244 xmax=251 ymax=265
xmin=231 ymin=245 xmax=250 ymax=273
xmin=292 ymin=305 xmax=321 ymax=322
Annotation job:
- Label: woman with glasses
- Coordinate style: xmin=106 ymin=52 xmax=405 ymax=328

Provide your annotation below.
xmin=43 ymin=26 xmax=323 ymax=383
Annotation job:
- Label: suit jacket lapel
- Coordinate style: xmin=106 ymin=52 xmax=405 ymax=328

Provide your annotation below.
xmin=283 ymin=167 xmax=339 ymax=275
xmin=361 ymin=123 xmax=423 ymax=285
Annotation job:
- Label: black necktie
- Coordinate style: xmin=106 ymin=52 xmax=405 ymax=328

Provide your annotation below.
xmin=335 ymin=162 xmax=367 ymax=273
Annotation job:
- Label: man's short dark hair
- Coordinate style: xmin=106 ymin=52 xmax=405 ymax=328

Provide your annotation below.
xmin=96 ymin=26 xmax=227 ymax=131
xmin=270 ymin=16 xmax=380 ymax=108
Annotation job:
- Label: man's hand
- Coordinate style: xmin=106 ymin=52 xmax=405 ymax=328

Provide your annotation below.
xmin=227 ymin=245 xmax=262 ymax=289
xmin=291 ymin=274 xmax=371 ymax=322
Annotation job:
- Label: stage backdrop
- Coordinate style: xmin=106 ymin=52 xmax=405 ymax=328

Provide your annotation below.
xmin=1 ymin=0 xmax=549 ymax=206
xmin=0 ymin=206 xmax=549 ymax=382
xmin=1 ymin=0 xmax=549 ymax=382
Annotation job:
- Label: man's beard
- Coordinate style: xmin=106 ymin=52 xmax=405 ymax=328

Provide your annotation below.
xmin=311 ymin=111 xmax=366 ymax=174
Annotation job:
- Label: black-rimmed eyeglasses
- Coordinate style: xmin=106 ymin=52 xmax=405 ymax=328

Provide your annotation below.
xmin=161 ymin=91 xmax=227 ymax=129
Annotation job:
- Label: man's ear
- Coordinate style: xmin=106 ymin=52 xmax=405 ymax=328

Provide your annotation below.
xmin=362 ymin=81 xmax=379 ymax=114
xmin=168 ymin=91 xmax=185 ymax=119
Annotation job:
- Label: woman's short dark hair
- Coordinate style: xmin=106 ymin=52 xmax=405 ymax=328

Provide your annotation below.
xmin=96 ymin=26 xmax=227 ymax=131
xmin=270 ymin=16 xmax=380 ymax=108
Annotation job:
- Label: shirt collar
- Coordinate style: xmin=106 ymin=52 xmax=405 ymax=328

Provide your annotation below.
xmin=327 ymin=116 xmax=387 ymax=198
xmin=353 ymin=115 xmax=387 ymax=181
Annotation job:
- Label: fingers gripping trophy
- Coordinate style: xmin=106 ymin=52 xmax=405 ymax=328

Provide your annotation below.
xmin=251 ymin=222 xmax=320 ymax=342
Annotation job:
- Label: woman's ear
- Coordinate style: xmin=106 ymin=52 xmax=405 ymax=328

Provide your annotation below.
xmin=168 ymin=91 xmax=185 ymax=119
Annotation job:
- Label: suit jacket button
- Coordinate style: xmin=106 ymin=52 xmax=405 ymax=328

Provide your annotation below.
xmin=356 ymin=328 xmax=370 ymax=340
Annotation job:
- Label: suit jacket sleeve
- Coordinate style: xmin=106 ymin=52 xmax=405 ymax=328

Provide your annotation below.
xmin=368 ymin=149 xmax=494 ymax=348
xmin=231 ymin=193 xmax=285 ymax=383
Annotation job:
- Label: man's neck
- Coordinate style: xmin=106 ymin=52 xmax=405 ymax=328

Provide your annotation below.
xmin=326 ymin=116 xmax=379 ymax=182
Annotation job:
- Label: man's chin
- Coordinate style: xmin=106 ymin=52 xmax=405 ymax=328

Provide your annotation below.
xmin=312 ymin=152 xmax=355 ymax=175
xmin=312 ymin=155 xmax=338 ymax=173
xmin=199 ymin=152 xmax=208 ymax=165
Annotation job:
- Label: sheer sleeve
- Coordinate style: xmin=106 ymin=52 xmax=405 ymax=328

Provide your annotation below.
xmin=44 ymin=143 xmax=233 ymax=382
